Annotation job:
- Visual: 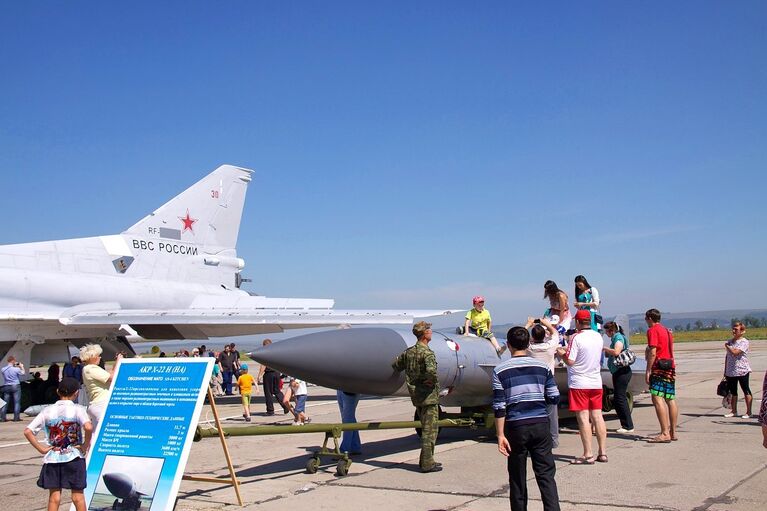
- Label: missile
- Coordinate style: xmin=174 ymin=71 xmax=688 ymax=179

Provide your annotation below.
xmin=102 ymin=472 xmax=139 ymax=500
xmin=249 ymin=326 xmax=648 ymax=409
xmin=250 ymin=327 xmax=512 ymax=408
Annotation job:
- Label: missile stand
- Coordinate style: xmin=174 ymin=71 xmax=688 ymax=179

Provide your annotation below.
xmin=194 ymin=414 xmax=487 ymax=476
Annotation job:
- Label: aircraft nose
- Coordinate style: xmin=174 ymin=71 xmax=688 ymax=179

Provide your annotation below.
xmin=249 ymin=327 xmax=409 ymax=395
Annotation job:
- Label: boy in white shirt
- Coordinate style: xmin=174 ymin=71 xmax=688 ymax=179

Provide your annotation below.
xmin=24 ymin=377 xmax=93 ymax=511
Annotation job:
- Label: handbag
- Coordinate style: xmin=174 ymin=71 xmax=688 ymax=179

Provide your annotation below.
xmin=655 ymin=328 xmax=674 ymax=370
xmin=716 ymin=377 xmax=729 ymax=397
xmin=614 ymin=348 xmax=636 ymax=367
xmin=594 ymin=313 xmax=604 ymax=325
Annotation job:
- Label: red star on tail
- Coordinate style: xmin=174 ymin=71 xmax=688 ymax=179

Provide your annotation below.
xmin=179 ymin=209 xmax=197 ymax=233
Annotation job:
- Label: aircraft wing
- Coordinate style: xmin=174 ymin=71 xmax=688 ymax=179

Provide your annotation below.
xmin=60 ymin=308 xmax=462 ymax=340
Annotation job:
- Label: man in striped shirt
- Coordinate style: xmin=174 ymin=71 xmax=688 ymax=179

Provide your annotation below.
xmin=493 ymin=326 xmax=561 ymax=511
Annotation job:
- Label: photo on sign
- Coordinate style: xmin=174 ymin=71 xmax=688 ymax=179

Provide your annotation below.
xmin=87 ymin=455 xmax=164 ymax=511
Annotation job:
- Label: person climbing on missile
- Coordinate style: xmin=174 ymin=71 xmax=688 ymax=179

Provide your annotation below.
xmin=461 ymin=296 xmax=505 ymax=356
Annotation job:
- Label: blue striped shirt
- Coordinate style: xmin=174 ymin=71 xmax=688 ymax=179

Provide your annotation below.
xmin=492 ymin=356 xmax=560 ymax=425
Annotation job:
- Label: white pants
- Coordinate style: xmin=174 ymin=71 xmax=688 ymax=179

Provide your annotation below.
xmin=87 ymin=399 xmax=108 ymax=433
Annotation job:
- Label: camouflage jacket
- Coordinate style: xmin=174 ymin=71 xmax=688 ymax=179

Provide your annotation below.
xmin=392 ymin=342 xmax=440 ymax=406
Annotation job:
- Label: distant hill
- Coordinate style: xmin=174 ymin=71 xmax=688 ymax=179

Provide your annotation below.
xmin=487 ymin=308 xmax=767 ymax=335
xmin=626 ymin=308 xmax=767 ymax=332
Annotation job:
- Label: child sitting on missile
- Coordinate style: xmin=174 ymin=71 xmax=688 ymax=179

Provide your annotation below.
xmin=24 ymin=377 xmax=93 ymax=511
xmin=461 ymin=296 xmax=505 ymax=356
xmin=237 ymin=364 xmax=258 ymax=422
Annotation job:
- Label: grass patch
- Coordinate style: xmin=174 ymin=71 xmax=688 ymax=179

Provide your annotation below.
xmin=633 ymin=327 xmax=767 ymax=343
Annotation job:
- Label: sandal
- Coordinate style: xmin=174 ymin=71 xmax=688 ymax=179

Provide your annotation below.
xmin=596 ymin=454 xmax=608 ymax=463
xmin=646 ymin=436 xmax=671 ymax=444
xmin=570 ymin=456 xmax=595 ymax=465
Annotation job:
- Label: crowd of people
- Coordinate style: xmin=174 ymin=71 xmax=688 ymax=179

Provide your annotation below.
xmin=393 ymin=276 xmax=765 ymax=511
xmin=2 ymin=274 xmax=766 ymax=511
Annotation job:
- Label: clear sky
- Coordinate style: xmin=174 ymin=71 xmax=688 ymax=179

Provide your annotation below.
xmin=1 ymin=2 xmax=765 ymax=324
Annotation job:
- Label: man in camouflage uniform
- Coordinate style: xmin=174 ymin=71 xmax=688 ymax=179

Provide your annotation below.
xmin=392 ymin=320 xmax=442 ymax=473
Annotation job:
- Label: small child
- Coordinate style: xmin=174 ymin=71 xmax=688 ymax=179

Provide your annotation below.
xmin=237 ymin=364 xmax=257 ymax=422
xmin=291 ymin=377 xmax=309 ymax=425
xmin=24 ymin=377 xmax=93 ymax=511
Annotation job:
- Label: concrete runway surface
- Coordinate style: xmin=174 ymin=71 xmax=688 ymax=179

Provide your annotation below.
xmin=1 ymin=341 xmax=764 ymax=511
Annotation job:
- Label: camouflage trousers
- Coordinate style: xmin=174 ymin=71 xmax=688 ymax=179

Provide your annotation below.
xmin=417 ymin=404 xmax=439 ymax=470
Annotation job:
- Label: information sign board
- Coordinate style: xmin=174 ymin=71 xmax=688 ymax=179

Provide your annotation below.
xmin=83 ymin=358 xmax=214 ymax=511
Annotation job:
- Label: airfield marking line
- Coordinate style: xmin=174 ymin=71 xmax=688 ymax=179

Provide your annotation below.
xmin=0 ymin=441 xmax=29 ymax=449
xmin=691 ymin=461 xmax=767 ymax=511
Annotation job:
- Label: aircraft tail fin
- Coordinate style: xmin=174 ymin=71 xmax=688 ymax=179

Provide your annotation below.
xmin=123 ymin=165 xmax=253 ymax=253
xmin=614 ymin=313 xmax=630 ymax=344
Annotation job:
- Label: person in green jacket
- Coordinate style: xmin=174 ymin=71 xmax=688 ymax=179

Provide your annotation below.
xmin=392 ymin=321 xmax=441 ymax=472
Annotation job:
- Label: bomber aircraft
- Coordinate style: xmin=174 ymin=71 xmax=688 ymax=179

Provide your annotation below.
xmin=0 ymin=165 xmax=455 ymax=372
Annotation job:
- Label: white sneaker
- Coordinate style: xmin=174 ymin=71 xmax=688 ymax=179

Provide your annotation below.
xmin=292 ymin=421 xmax=300 ymax=426
xmin=741 ymin=414 xmax=751 ymax=419
xmin=723 ymin=413 xmax=735 ymax=418
xmin=616 ymin=428 xmax=635 ymax=434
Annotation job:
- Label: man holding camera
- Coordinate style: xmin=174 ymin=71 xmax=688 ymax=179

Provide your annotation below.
xmin=556 ymin=309 xmax=607 ymax=464
xmin=1 ymin=356 xmax=25 ymax=422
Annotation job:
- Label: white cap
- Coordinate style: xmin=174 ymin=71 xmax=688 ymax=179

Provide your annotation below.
xmin=549 ymin=314 xmax=560 ymax=325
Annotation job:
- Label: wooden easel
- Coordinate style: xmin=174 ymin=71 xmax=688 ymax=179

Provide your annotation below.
xmin=182 ymin=387 xmax=243 ymax=506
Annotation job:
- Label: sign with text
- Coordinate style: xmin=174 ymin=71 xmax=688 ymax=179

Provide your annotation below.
xmin=83 ymin=358 xmax=214 ymax=511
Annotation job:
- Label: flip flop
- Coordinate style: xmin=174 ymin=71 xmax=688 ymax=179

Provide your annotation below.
xmin=646 ymin=436 xmax=671 ymax=444
xmin=570 ymin=456 xmax=595 ymax=465
xmin=671 ymin=436 xmax=679 ymax=441
xmin=596 ymin=454 xmax=608 ymax=463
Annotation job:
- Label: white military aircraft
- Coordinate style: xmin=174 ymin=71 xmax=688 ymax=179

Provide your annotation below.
xmin=0 ymin=165 xmax=455 ymax=372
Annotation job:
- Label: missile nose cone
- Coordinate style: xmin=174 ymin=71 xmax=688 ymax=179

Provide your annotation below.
xmin=250 ymin=327 xmax=409 ymax=395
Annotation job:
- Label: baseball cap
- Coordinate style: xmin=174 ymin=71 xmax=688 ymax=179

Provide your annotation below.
xmin=412 ymin=320 xmax=433 ymax=338
xmin=549 ymin=314 xmax=560 ymax=325
xmin=472 ymin=295 xmax=485 ymax=305
xmin=240 ymin=363 xmax=248 ymax=371
xmin=575 ymin=309 xmax=591 ymax=321
xmin=58 ymin=377 xmax=81 ymax=396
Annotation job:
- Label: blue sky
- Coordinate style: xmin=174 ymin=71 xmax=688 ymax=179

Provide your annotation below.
xmin=1 ymin=2 xmax=765 ymax=324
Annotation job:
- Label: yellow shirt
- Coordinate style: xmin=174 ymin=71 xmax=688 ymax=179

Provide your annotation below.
xmin=82 ymin=364 xmax=111 ymax=404
xmin=238 ymin=373 xmax=256 ymax=394
xmin=466 ymin=308 xmax=492 ymax=332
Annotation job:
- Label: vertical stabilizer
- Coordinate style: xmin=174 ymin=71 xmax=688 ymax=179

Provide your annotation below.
xmin=123 ymin=165 xmax=253 ymax=253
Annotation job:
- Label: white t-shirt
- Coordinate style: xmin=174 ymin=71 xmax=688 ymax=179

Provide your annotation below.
xmin=292 ymin=378 xmax=308 ymax=396
xmin=527 ymin=332 xmax=560 ymax=372
xmin=565 ymin=329 xmax=603 ymax=389
xmin=27 ymin=400 xmax=91 ymax=464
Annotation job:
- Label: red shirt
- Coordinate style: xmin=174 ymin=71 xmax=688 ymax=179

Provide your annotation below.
xmin=647 ymin=323 xmax=674 ymax=369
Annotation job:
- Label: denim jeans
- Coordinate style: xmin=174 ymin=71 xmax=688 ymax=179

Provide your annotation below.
xmin=1 ymin=384 xmax=21 ymax=421
xmin=337 ymin=391 xmax=361 ymax=454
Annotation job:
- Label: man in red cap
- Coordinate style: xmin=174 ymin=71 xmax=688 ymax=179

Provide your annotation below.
xmin=556 ymin=309 xmax=608 ymax=464
xmin=462 ymin=296 xmax=504 ymax=356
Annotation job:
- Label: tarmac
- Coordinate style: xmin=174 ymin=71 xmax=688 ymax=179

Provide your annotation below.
xmin=1 ymin=341 xmax=765 ymax=511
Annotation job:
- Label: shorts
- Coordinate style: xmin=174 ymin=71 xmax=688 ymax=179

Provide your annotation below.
xmin=294 ymin=394 xmax=307 ymax=414
xmin=568 ymin=388 xmax=603 ymax=411
xmin=37 ymin=457 xmax=86 ymax=490
xmin=649 ymin=368 xmax=676 ymax=400
xmin=241 ymin=392 xmax=252 ymax=407
xmin=468 ymin=327 xmax=493 ymax=340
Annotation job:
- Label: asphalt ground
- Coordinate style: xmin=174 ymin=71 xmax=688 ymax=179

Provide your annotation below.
xmin=1 ymin=341 xmax=765 ymax=511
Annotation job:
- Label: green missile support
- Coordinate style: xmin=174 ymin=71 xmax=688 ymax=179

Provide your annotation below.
xmin=194 ymin=415 xmax=487 ymax=476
